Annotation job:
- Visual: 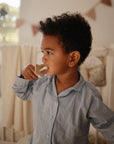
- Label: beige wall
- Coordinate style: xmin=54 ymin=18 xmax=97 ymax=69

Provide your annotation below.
xmin=19 ymin=0 xmax=114 ymax=49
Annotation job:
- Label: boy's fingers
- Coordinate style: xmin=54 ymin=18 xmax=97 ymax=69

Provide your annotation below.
xmin=22 ymin=64 xmax=38 ymax=80
xmin=22 ymin=72 xmax=31 ymax=80
xmin=27 ymin=64 xmax=35 ymax=72
xmin=27 ymin=68 xmax=38 ymax=79
xmin=27 ymin=69 xmax=38 ymax=79
xmin=25 ymin=65 xmax=36 ymax=75
xmin=23 ymin=71 xmax=37 ymax=81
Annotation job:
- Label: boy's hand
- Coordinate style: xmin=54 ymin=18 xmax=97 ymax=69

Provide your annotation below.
xmin=21 ymin=64 xmax=38 ymax=81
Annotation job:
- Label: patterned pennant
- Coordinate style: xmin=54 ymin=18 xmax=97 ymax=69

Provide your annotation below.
xmin=101 ymin=0 xmax=112 ymax=6
xmin=32 ymin=25 xmax=39 ymax=36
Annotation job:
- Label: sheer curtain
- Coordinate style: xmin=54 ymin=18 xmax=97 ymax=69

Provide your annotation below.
xmin=1 ymin=45 xmax=37 ymax=141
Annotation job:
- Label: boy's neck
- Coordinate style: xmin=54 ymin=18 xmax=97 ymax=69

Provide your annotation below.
xmin=55 ymin=68 xmax=79 ymax=95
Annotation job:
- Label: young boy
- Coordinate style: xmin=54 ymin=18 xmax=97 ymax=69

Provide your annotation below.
xmin=12 ymin=12 xmax=114 ymax=144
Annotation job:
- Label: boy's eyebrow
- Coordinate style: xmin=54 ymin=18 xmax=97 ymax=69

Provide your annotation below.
xmin=41 ymin=47 xmax=55 ymax=51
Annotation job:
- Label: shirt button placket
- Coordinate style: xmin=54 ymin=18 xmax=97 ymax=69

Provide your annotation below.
xmin=51 ymin=116 xmax=53 ymax=120
xmin=46 ymin=134 xmax=50 ymax=139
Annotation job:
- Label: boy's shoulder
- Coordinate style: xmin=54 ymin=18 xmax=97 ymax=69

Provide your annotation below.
xmin=83 ymin=79 xmax=102 ymax=100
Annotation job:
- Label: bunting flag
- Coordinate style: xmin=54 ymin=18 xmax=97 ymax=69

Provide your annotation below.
xmin=16 ymin=19 xmax=24 ymax=28
xmin=85 ymin=7 xmax=96 ymax=20
xmin=32 ymin=25 xmax=39 ymax=36
xmin=101 ymin=0 xmax=112 ymax=6
xmin=85 ymin=1 xmax=100 ymax=20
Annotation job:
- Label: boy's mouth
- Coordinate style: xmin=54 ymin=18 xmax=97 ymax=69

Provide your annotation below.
xmin=40 ymin=66 xmax=48 ymax=72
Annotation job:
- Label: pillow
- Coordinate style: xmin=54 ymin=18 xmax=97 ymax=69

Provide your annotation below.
xmin=80 ymin=51 xmax=106 ymax=86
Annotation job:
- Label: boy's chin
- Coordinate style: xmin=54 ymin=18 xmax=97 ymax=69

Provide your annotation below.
xmin=46 ymin=72 xmax=55 ymax=76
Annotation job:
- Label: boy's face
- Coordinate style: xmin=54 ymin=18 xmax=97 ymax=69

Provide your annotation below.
xmin=41 ymin=35 xmax=69 ymax=76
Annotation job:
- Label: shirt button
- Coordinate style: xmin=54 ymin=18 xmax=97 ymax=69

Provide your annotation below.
xmin=51 ymin=116 xmax=53 ymax=120
xmin=46 ymin=134 xmax=50 ymax=139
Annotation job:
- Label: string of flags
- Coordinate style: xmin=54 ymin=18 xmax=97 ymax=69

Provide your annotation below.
xmin=16 ymin=0 xmax=112 ymax=36
xmin=15 ymin=19 xmax=39 ymax=36
xmin=85 ymin=0 xmax=112 ymax=20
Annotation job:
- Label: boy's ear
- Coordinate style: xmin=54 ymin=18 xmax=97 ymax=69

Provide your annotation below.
xmin=68 ymin=51 xmax=80 ymax=67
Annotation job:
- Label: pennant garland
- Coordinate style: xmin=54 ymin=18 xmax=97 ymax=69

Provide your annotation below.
xmin=85 ymin=0 xmax=112 ymax=20
xmin=15 ymin=0 xmax=113 ymax=34
xmin=15 ymin=19 xmax=39 ymax=36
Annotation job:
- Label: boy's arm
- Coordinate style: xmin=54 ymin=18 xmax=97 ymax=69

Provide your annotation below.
xmin=12 ymin=76 xmax=34 ymax=100
xmin=88 ymin=95 xmax=114 ymax=143
xmin=12 ymin=64 xmax=46 ymax=100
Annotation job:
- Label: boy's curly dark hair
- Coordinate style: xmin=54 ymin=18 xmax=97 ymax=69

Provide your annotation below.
xmin=39 ymin=12 xmax=92 ymax=65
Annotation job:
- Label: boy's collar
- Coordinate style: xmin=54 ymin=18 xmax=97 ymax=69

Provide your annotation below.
xmin=53 ymin=72 xmax=85 ymax=97
xmin=71 ymin=72 xmax=85 ymax=92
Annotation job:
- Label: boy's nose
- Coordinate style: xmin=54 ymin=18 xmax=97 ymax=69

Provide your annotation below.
xmin=42 ymin=55 xmax=46 ymax=63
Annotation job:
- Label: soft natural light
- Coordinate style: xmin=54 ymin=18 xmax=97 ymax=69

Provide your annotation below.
xmin=0 ymin=0 xmax=20 ymax=43
xmin=0 ymin=0 xmax=21 ymax=8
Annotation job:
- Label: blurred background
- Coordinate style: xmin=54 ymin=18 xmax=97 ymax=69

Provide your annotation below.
xmin=0 ymin=0 xmax=114 ymax=47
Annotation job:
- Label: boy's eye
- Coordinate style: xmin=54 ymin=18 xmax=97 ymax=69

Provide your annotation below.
xmin=41 ymin=50 xmax=44 ymax=54
xmin=41 ymin=50 xmax=53 ymax=55
xmin=41 ymin=51 xmax=44 ymax=56
xmin=47 ymin=51 xmax=52 ymax=55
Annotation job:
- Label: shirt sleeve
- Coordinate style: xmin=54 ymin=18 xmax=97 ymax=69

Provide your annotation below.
xmin=88 ymin=94 xmax=114 ymax=143
xmin=12 ymin=76 xmax=36 ymax=100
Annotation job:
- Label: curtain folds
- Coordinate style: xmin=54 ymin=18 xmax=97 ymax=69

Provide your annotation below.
xmin=1 ymin=45 xmax=37 ymax=135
